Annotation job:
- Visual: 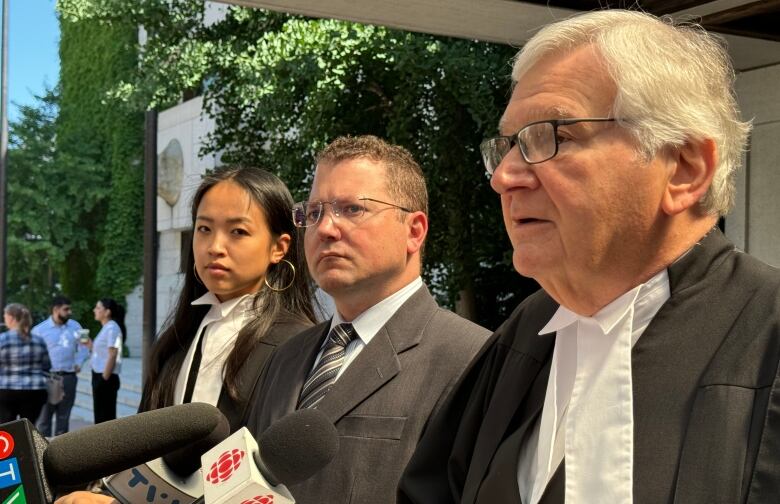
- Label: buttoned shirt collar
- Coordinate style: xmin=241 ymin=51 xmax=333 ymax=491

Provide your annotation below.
xmin=312 ymin=277 xmax=424 ymax=379
xmin=330 ymin=276 xmax=424 ymax=347
xmin=539 ymin=269 xmax=671 ymax=340
xmin=519 ymin=269 xmax=670 ymax=504
xmin=192 ymin=291 xmax=252 ymax=322
xmin=174 ymin=292 xmax=254 ymax=405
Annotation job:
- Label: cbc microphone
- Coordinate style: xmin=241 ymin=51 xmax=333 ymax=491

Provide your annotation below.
xmin=0 ymin=402 xmax=227 ymax=503
xmin=200 ymin=409 xmax=338 ymax=503
xmin=103 ymin=403 xmax=230 ymax=504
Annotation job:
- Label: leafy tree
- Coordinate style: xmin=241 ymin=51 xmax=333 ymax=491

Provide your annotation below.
xmin=6 ymin=89 xmax=106 ymax=321
xmin=57 ymin=1 xmax=539 ymax=329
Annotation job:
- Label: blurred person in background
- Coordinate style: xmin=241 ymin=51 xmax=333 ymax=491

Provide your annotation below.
xmin=35 ymin=295 xmax=89 ymax=436
xmin=0 ymin=303 xmax=51 ymax=423
xmin=88 ymin=298 xmax=125 ymax=424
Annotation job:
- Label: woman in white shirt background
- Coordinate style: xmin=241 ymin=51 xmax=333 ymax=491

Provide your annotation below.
xmin=89 ymin=298 xmax=125 ymax=424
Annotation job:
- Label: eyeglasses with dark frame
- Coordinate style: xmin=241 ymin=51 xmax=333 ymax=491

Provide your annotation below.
xmin=292 ymin=197 xmax=412 ymax=228
xmin=480 ymin=117 xmax=618 ymax=174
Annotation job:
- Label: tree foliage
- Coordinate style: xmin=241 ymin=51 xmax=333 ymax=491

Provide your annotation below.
xmin=57 ymin=1 xmax=539 ymax=329
xmin=4 ymin=12 xmax=144 ymax=328
xmin=6 ymin=90 xmax=106 ymax=320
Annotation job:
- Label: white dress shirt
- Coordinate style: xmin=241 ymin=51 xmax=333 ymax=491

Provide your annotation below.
xmin=517 ymin=269 xmax=670 ymax=504
xmin=308 ymin=277 xmax=424 ymax=380
xmin=174 ymin=292 xmax=253 ymax=406
xmin=91 ymin=320 xmax=123 ymax=374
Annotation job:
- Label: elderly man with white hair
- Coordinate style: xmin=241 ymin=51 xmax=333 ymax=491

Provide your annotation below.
xmin=400 ymin=9 xmax=779 ymax=504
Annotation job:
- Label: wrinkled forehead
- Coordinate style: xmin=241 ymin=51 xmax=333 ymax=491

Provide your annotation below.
xmin=499 ymin=46 xmax=617 ymax=133
xmin=498 ymin=105 xmax=576 ymax=134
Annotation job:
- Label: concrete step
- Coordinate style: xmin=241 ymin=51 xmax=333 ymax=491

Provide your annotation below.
xmin=75 ymin=380 xmax=142 ymax=409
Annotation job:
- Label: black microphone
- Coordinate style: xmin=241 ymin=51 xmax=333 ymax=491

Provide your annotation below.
xmin=0 ymin=416 xmax=52 ymax=503
xmin=101 ymin=403 xmax=230 ymax=504
xmin=0 ymin=403 xmax=227 ymax=504
xmin=200 ymin=409 xmax=338 ymax=503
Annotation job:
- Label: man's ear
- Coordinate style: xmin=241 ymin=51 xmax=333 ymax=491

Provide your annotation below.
xmin=661 ymin=138 xmax=717 ymax=216
xmin=406 ymin=212 xmax=428 ymax=255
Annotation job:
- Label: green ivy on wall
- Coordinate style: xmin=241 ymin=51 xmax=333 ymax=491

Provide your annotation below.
xmin=56 ymin=17 xmax=144 ymax=329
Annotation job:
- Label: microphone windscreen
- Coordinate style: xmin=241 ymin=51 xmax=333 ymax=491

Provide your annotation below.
xmin=258 ymin=409 xmax=338 ymax=486
xmin=162 ymin=409 xmax=230 ymax=477
xmin=44 ymin=403 xmax=227 ymax=485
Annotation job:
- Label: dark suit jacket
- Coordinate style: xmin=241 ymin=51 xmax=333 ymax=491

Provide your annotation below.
xmin=245 ymin=286 xmax=490 ymax=504
xmin=217 ymin=312 xmax=313 ymax=431
xmin=141 ymin=311 xmax=312 ymax=432
xmin=399 ymin=230 xmax=780 ymax=504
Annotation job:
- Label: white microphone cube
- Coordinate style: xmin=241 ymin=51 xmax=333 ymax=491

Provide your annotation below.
xmin=201 ymin=427 xmax=294 ymax=504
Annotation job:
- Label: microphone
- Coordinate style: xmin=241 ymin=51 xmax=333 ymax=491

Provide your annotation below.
xmin=0 ymin=403 xmax=227 ymax=504
xmin=200 ymin=409 xmax=338 ymax=503
xmin=0 ymin=417 xmax=52 ymax=503
xmin=102 ymin=403 xmax=230 ymax=504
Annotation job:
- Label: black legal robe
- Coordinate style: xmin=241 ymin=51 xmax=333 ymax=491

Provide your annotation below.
xmin=399 ymin=229 xmax=780 ymax=504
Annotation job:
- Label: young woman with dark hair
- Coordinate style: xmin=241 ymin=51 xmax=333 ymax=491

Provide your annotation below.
xmin=140 ymin=165 xmax=318 ymax=429
xmin=0 ymin=303 xmax=51 ymax=423
xmin=56 ymin=166 xmax=318 ymax=503
xmin=89 ymin=297 xmax=125 ymax=423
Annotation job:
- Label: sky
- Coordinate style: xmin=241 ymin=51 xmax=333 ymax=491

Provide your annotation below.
xmin=6 ymin=0 xmax=60 ymax=122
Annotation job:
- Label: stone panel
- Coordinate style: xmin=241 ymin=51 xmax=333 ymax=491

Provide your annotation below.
xmin=747 ymin=122 xmax=780 ymax=268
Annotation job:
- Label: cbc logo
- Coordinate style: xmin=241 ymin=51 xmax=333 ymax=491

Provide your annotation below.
xmin=241 ymin=496 xmax=274 ymax=504
xmin=206 ymin=449 xmax=246 ymax=484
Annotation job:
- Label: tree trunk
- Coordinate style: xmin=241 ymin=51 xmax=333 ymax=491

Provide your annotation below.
xmin=455 ymin=286 xmax=477 ymax=322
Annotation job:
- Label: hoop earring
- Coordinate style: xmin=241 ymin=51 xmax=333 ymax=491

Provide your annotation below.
xmin=193 ymin=263 xmax=205 ymax=286
xmin=264 ymin=260 xmax=295 ymax=292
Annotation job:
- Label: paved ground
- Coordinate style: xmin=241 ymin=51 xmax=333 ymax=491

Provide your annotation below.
xmin=67 ymin=356 xmax=143 ymax=432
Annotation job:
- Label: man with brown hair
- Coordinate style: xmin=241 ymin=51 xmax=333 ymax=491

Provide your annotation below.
xmin=246 ymin=135 xmax=489 ymax=504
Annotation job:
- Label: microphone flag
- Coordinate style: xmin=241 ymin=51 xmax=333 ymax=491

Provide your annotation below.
xmin=0 ymin=420 xmax=50 ymax=503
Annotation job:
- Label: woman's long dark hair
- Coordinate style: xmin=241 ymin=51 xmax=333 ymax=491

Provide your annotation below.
xmin=99 ymin=298 xmax=127 ymax=339
xmin=140 ymin=166 xmax=317 ymax=410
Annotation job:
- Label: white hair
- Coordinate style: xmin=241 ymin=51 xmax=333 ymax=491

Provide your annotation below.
xmin=512 ymin=10 xmax=751 ymax=216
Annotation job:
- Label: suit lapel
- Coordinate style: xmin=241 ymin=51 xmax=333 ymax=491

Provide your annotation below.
xmin=259 ymin=323 xmax=331 ymax=418
xmin=317 ymin=287 xmax=436 ymax=424
xmin=317 ymin=328 xmax=402 ymax=423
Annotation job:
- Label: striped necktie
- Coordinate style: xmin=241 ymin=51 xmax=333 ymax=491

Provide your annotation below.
xmin=297 ymin=323 xmax=357 ymax=409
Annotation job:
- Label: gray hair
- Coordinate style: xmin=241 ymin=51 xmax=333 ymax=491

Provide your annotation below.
xmin=512 ymin=10 xmax=752 ymax=216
